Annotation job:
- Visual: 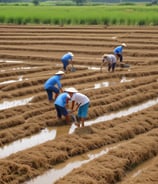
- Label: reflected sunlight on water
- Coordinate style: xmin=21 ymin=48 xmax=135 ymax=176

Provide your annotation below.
xmin=0 ymin=97 xmax=33 ymax=110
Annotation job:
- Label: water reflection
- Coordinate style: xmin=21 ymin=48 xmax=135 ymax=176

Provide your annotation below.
xmin=120 ymin=76 xmax=134 ymax=83
xmin=25 ymin=145 xmax=118 ymax=184
xmin=132 ymin=170 xmax=142 ymax=177
xmin=0 ymin=76 xmax=28 ymax=85
xmin=1 ymin=98 xmax=157 ymax=159
xmin=0 ymin=126 xmax=72 ymax=158
xmin=125 ymin=157 xmax=156 ymax=180
xmin=0 ymin=59 xmax=23 ymax=63
xmin=88 ymin=66 xmax=100 ymax=70
xmin=112 ymin=36 xmax=117 ymax=40
xmin=0 ymin=128 xmax=56 ymax=159
xmin=85 ymin=77 xmax=133 ymax=91
xmin=84 ymin=81 xmax=117 ymax=91
xmin=94 ymin=81 xmax=109 ymax=88
xmin=55 ymin=125 xmax=71 ymax=138
xmin=12 ymin=67 xmax=36 ymax=70
xmin=69 ymin=98 xmax=158 ymax=134
xmin=0 ymin=97 xmax=33 ymax=110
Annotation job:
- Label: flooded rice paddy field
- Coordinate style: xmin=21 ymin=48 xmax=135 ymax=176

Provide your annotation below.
xmin=0 ymin=25 xmax=158 ymax=184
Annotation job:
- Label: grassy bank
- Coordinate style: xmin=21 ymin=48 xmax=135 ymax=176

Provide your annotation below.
xmin=0 ymin=5 xmax=157 ymax=25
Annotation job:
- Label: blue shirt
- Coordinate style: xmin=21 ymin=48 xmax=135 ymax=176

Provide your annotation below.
xmin=61 ymin=53 xmax=72 ymax=62
xmin=113 ymin=46 xmax=123 ymax=54
xmin=54 ymin=92 xmax=70 ymax=107
xmin=44 ymin=75 xmax=62 ymax=90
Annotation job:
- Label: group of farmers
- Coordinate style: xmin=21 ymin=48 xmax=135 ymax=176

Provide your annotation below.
xmin=101 ymin=43 xmax=127 ymax=72
xmin=44 ymin=66 xmax=90 ymax=128
xmin=44 ymin=43 xmax=127 ymax=128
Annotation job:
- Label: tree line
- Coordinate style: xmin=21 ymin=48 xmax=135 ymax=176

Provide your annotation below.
xmin=0 ymin=0 xmax=157 ymax=5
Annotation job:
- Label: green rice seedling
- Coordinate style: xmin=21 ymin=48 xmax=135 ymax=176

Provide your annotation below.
xmin=0 ymin=5 xmax=157 ymax=25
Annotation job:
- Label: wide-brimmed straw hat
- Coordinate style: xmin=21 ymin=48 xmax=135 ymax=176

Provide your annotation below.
xmin=64 ymin=87 xmax=78 ymax=93
xmin=68 ymin=52 xmax=74 ymax=57
xmin=103 ymin=54 xmax=108 ymax=57
xmin=55 ymin=71 xmax=65 ymax=75
xmin=121 ymin=43 xmax=127 ymax=47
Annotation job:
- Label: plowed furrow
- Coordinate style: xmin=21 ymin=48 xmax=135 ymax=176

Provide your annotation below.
xmin=55 ymin=129 xmax=158 ymax=184
xmin=0 ymin=106 xmax=157 ymax=184
xmin=0 ymin=25 xmax=158 ymax=184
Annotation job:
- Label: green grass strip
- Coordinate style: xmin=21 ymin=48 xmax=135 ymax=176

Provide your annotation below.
xmin=0 ymin=5 xmax=157 ymax=25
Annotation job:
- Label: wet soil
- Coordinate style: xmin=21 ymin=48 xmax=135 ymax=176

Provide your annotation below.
xmin=0 ymin=25 xmax=158 ymax=184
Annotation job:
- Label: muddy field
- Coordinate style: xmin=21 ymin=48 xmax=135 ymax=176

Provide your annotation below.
xmin=0 ymin=25 xmax=158 ymax=184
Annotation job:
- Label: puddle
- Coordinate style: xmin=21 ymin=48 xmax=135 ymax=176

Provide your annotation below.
xmin=0 ymin=59 xmax=23 ymax=63
xmin=130 ymin=157 xmax=155 ymax=178
xmin=120 ymin=76 xmax=134 ymax=83
xmin=132 ymin=170 xmax=142 ymax=177
xmin=84 ymin=77 xmax=134 ymax=91
xmin=0 ymin=97 xmax=33 ymax=110
xmin=69 ymin=98 xmax=158 ymax=133
xmin=0 ymin=128 xmax=56 ymax=159
xmin=12 ymin=67 xmax=37 ymax=70
xmin=86 ymin=81 xmax=117 ymax=90
xmin=0 ymin=126 xmax=71 ymax=159
xmin=0 ymin=76 xmax=28 ymax=85
xmin=117 ymin=157 xmax=156 ymax=184
xmin=55 ymin=125 xmax=71 ymax=137
xmin=1 ymin=98 xmax=157 ymax=159
xmin=25 ymin=144 xmax=119 ymax=184
xmin=88 ymin=66 xmax=100 ymax=70
xmin=112 ymin=36 xmax=117 ymax=40
xmin=94 ymin=81 xmax=110 ymax=88
xmin=56 ymin=63 xmax=98 ymax=70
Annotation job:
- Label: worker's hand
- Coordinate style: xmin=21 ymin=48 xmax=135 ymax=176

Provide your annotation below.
xmin=75 ymin=107 xmax=78 ymax=111
xmin=71 ymin=109 xmax=76 ymax=113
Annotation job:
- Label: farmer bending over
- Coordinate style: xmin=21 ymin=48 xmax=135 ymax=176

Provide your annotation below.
xmin=54 ymin=87 xmax=78 ymax=124
xmin=113 ymin=43 xmax=127 ymax=63
xmin=100 ymin=54 xmax=117 ymax=72
xmin=44 ymin=71 xmax=65 ymax=103
xmin=61 ymin=52 xmax=74 ymax=73
xmin=70 ymin=88 xmax=90 ymax=128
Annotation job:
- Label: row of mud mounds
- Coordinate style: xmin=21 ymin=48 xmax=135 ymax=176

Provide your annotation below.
xmin=0 ymin=25 xmax=158 ymax=184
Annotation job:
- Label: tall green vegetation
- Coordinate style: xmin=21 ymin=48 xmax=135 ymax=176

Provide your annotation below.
xmin=0 ymin=5 xmax=157 ymax=25
xmin=32 ymin=0 xmax=40 ymax=6
xmin=72 ymin=0 xmax=87 ymax=5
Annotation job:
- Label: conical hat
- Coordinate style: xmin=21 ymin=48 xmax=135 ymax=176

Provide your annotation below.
xmin=64 ymin=87 xmax=78 ymax=93
xmin=55 ymin=71 xmax=65 ymax=75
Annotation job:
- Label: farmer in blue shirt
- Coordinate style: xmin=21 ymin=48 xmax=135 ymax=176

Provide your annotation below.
xmin=44 ymin=71 xmax=65 ymax=103
xmin=61 ymin=52 xmax=74 ymax=72
xmin=54 ymin=87 xmax=78 ymax=124
xmin=113 ymin=43 xmax=127 ymax=62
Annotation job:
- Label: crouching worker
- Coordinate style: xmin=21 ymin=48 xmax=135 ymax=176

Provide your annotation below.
xmin=69 ymin=88 xmax=90 ymax=128
xmin=61 ymin=52 xmax=74 ymax=73
xmin=54 ymin=87 xmax=78 ymax=124
xmin=44 ymin=71 xmax=65 ymax=103
xmin=100 ymin=54 xmax=117 ymax=72
xmin=113 ymin=43 xmax=127 ymax=63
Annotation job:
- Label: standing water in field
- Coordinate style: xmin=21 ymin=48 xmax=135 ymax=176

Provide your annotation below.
xmin=0 ymin=128 xmax=56 ymax=159
xmin=0 ymin=59 xmax=24 ymax=63
xmin=69 ymin=98 xmax=158 ymax=134
xmin=1 ymin=98 xmax=157 ymax=159
xmin=25 ymin=144 xmax=119 ymax=184
xmin=0 ymin=97 xmax=33 ymax=110
xmin=0 ymin=76 xmax=26 ymax=85
xmin=122 ymin=157 xmax=156 ymax=179
xmin=0 ymin=126 xmax=70 ymax=159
